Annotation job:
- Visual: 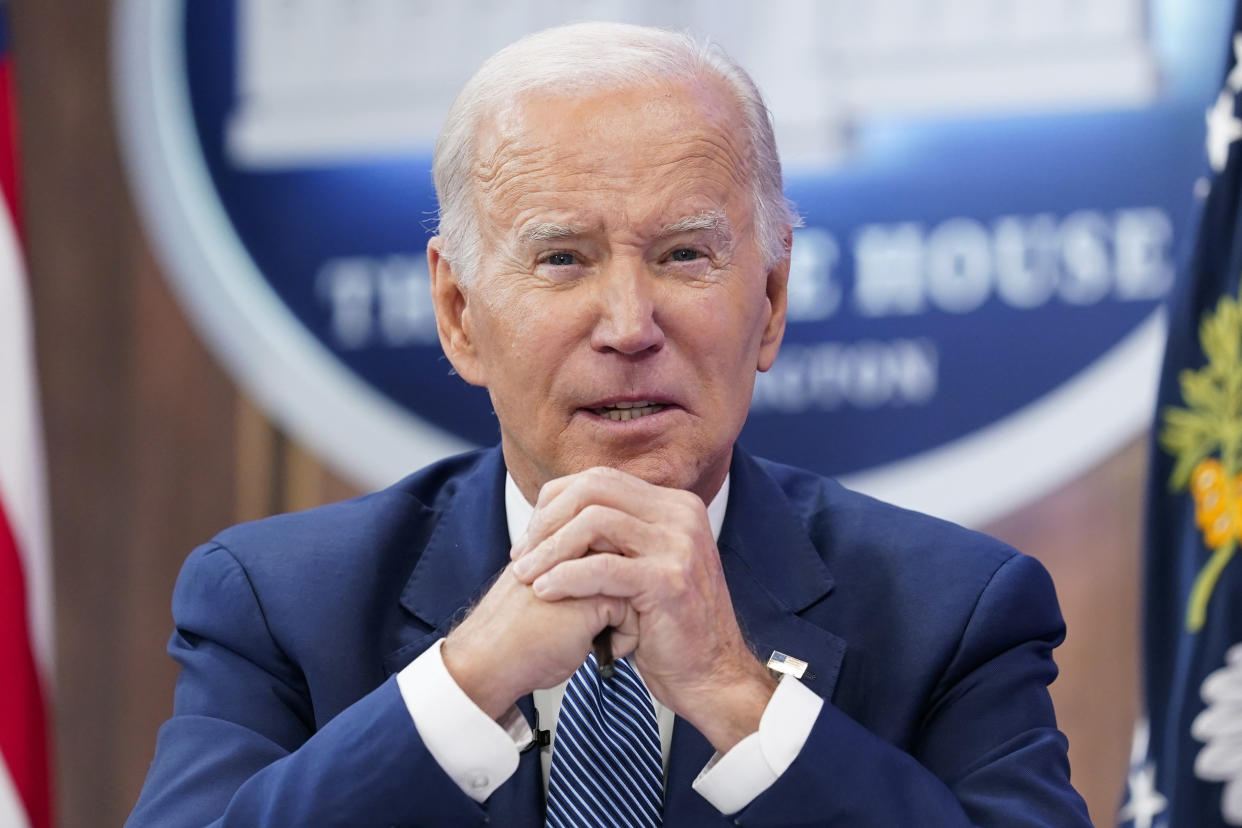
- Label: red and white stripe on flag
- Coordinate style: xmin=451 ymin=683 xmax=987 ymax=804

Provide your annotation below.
xmin=0 ymin=10 xmax=53 ymax=828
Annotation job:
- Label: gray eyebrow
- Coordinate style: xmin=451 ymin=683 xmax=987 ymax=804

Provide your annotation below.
xmin=660 ymin=210 xmax=731 ymax=239
xmin=516 ymin=211 xmax=731 ymax=245
xmin=517 ymin=222 xmax=583 ymax=244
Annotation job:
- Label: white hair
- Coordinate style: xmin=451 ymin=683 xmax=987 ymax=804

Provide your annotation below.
xmin=431 ymin=21 xmax=800 ymax=285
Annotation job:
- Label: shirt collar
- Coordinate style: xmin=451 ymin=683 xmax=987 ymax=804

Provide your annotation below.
xmin=504 ymin=472 xmax=730 ymax=545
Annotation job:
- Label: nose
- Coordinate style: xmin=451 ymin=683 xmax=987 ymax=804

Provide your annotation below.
xmin=590 ymin=259 xmax=665 ymax=356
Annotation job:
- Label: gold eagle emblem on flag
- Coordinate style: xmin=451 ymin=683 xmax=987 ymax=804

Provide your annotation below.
xmin=1161 ymin=287 xmax=1242 ymax=631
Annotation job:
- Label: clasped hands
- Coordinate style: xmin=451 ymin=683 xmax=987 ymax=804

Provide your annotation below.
xmin=441 ymin=466 xmax=777 ymax=753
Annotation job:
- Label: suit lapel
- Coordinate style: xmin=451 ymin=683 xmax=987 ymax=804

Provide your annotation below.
xmin=377 ymin=447 xmax=546 ymax=821
xmin=664 ymin=449 xmax=848 ymax=823
xmin=381 ymin=447 xmax=512 ymax=674
xmin=718 ymin=449 xmax=846 ymax=702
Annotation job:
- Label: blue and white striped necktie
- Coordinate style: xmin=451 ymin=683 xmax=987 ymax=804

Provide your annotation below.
xmin=545 ymin=654 xmax=664 ymax=828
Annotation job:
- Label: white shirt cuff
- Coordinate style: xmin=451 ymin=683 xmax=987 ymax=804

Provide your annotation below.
xmin=395 ymin=638 xmax=533 ymax=802
xmin=691 ymin=674 xmax=824 ymax=815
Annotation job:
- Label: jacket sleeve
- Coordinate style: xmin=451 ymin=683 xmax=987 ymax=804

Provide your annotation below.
xmin=733 ymin=553 xmax=1092 ymax=827
xmin=125 ymin=542 xmax=490 ymax=828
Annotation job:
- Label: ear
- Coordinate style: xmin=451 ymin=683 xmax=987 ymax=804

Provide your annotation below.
xmin=428 ymin=237 xmax=487 ymax=386
xmin=756 ymin=230 xmax=791 ymax=373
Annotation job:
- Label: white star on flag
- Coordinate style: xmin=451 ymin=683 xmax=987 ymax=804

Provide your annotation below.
xmin=1206 ymin=88 xmax=1242 ymax=173
xmin=1119 ymin=719 xmax=1168 ymax=828
xmin=1227 ymin=34 xmax=1242 ymax=93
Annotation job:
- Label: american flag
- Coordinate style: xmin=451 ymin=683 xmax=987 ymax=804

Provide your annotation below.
xmin=0 ymin=3 xmax=53 ymax=826
xmin=1123 ymin=3 xmax=1242 ymax=826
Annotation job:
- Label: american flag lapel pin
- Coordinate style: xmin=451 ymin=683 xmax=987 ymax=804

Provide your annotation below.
xmin=767 ymin=650 xmax=809 ymax=679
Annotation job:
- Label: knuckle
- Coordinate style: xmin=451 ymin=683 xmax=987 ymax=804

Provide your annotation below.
xmin=585 ymin=466 xmax=617 ymax=487
xmin=662 ymin=517 xmax=700 ymax=554
xmin=583 ymin=468 xmax=617 ymax=499
xmin=673 ymin=534 xmax=697 ymax=561
xmin=661 ymin=560 xmax=694 ymax=597
xmin=580 ymin=503 xmax=608 ymax=523
xmin=672 ymin=492 xmax=706 ymax=526
xmin=596 ymin=552 xmax=619 ymax=577
xmin=535 ymin=479 xmax=558 ymax=508
xmin=673 ymin=514 xmax=698 ymax=541
xmin=534 ymin=568 xmax=558 ymax=593
xmin=544 ymin=532 xmax=560 ymax=560
xmin=525 ymin=514 xmax=545 ymax=541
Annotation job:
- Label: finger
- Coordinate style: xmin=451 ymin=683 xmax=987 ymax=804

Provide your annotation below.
xmin=529 ymin=467 xmax=664 ymax=545
xmin=601 ymin=600 xmax=640 ymax=660
xmin=531 ymin=465 xmax=639 ymax=511
xmin=531 ymin=553 xmax=649 ymax=601
xmin=569 ymin=595 xmax=636 ymax=662
xmin=594 ymin=593 xmax=633 ymax=634
xmin=515 ymin=468 xmax=642 ymax=559
xmin=512 ymin=504 xmax=669 ymax=583
xmin=513 ymin=466 xmax=701 ymax=558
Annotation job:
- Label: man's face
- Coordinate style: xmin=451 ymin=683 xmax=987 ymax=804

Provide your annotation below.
xmin=430 ymin=76 xmax=789 ymax=503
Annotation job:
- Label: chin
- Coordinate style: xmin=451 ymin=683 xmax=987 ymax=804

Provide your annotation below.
xmin=593 ymin=449 xmax=722 ymax=499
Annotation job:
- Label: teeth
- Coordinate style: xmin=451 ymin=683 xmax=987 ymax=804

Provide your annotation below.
xmin=593 ymin=403 xmax=666 ymax=421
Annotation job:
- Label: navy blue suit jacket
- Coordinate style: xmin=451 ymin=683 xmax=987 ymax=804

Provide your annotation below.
xmin=128 ymin=447 xmax=1090 ymax=826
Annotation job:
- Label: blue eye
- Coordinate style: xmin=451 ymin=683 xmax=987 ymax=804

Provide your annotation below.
xmin=544 ymin=252 xmax=577 ymax=266
xmin=669 ymin=248 xmax=701 ymax=262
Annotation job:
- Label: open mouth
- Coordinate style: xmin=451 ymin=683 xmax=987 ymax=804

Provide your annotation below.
xmin=589 ymin=400 xmax=669 ymax=422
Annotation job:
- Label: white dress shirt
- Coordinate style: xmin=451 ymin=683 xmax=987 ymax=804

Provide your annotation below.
xmin=396 ymin=472 xmax=823 ymax=815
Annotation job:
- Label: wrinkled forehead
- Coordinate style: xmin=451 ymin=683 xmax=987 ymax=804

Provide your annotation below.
xmin=470 ymin=76 xmax=755 ymax=227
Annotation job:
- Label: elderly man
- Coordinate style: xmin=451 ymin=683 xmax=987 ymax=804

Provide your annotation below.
xmin=128 ymin=21 xmax=1090 ymax=827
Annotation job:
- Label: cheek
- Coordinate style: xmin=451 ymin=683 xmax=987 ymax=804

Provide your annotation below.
xmin=695 ymin=289 xmax=767 ymax=354
xmin=735 ymin=282 xmax=775 ymax=349
xmin=474 ymin=297 xmax=571 ymax=384
xmin=701 ymin=309 xmax=770 ymax=393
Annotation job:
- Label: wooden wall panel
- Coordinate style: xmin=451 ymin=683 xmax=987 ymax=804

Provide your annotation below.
xmin=12 ymin=1 xmax=239 ymax=824
xmin=9 ymin=1 xmax=1144 ymax=825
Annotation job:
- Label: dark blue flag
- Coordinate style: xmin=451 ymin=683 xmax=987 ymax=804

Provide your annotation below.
xmin=1122 ymin=6 xmax=1242 ymax=827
